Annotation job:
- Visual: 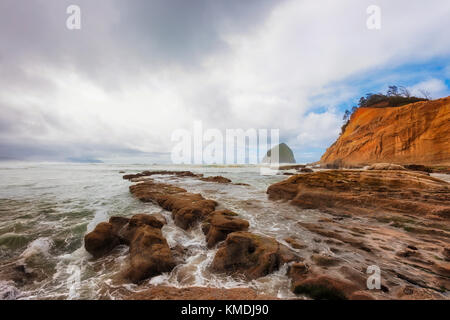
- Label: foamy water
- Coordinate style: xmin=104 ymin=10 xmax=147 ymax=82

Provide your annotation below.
xmin=0 ymin=162 xmax=325 ymax=300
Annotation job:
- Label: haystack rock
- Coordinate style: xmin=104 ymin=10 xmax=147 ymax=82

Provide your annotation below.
xmin=263 ymin=143 xmax=296 ymax=164
xmin=321 ymin=97 xmax=450 ymax=166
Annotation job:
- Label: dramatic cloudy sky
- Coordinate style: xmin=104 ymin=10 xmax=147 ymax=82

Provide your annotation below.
xmin=1 ymin=0 xmax=450 ymax=163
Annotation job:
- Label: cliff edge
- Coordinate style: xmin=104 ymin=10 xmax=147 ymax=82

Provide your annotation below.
xmin=320 ymin=97 xmax=450 ymax=166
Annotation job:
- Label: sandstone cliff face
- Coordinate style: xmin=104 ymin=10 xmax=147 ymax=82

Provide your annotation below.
xmin=321 ymin=97 xmax=450 ymax=166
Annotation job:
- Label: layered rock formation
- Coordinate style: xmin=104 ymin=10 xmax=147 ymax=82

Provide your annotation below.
xmin=211 ymin=231 xmax=299 ymax=280
xmin=84 ymin=222 xmax=121 ymax=258
xmin=84 ymin=213 xmax=176 ymax=283
xmin=127 ymin=286 xmax=276 ymax=300
xmin=201 ymin=210 xmax=249 ymax=248
xmin=121 ymin=171 xmax=301 ymax=279
xmin=125 ymin=224 xmax=176 ymax=283
xmin=321 ymin=97 xmax=450 ymax=166
xmin=267 ymin=170 xmax=450 ymax=299
xmin=124 ymin=170 xmax=244 ymax=186
xmin=129 ymin=180 xmax=217 ymax=229
xmin=200 ymin=176 xmax=232 ymax=183
xmin=267 ymin=170 xmax=450 ymax=218
xmin=288 ymin=262 xmax=373 ymax=300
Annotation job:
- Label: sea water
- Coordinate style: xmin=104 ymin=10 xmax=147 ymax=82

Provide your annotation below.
xmin=0 ymin=162 xmax=331 ymax=300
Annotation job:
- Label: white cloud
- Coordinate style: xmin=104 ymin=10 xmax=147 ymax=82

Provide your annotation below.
xmin=408 ymin=79 xmax=448 ymax=99
xmin=445 ymin=65 xmax=450 ymax=78
xmin=296 ymin=112 xmax=342 ymax=148
xmin=2 ymin=0 xmax=450 ymax=161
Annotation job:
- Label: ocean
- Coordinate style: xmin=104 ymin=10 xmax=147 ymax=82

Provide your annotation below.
xmin=0 ymin=162 xmax=321 ymax=300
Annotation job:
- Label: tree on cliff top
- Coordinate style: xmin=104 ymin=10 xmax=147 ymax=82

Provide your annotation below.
xmin=357 ymin=85 xmax=426 ymax=108
xmin=340 ymin=85 xmax=430 ymax=135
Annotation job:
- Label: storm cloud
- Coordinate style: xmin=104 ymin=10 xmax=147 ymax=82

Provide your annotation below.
xmin=1 ymin=0 xmax=450 ymax=162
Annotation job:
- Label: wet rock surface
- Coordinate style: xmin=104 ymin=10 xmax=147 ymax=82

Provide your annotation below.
xmin=283 ymin=237 xmax=306 ymax=249
xmin=288 ymin=262 xmax=368 ymax=300
xmin=158 ymin=192 xmax=218 ymax=230
xmin=403 ymin=164 xmax=433 ymax=173
xmin=124 ymin=170 xmax=235 ymax=185
xmin=85 ymin=213 xmax=175 ymax=283
xmin=125 ymin=225 xmax=175 ymax=283
xmin=84 ymin=222 xmax=120 ymax=258
xmin=129 ymin=180 xmax=187 ymax=203
xmin=115 ymin=213 xmax=164 ymax=245
xmin=4 ymin=164 xmax=449 ymax=300
xmin=211 ymin=231 xmax=299 ymax=280
xmin=82 ymin=169 xmax=450 ymax=299
xmin=268 ymin=170 xmax=450 ymax=299
xmin=202 ymin=210 xmax=249 ymax=248
xmin=200 ymin=176 xmax=232 ymax=183
xmin=127 ymin=285 xmax=277 ymax=300
xmin=128 ymin=179 xmax=218 ymax=229
xmin=267 ymin=170 xmax=450 ymax=218
xmin=367 ymin=163 xmax=406 ymax=170
xmin=126 ymin=172 xmax=297 ymax=282
xmin=123 ymin=170 xmax=201 ymax=181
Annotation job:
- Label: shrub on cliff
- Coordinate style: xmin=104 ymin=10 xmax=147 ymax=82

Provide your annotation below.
xmin=340 ymin=85 xmax=429 ymax=135
xmin=356 ymin=85 xmax=427 ymax=108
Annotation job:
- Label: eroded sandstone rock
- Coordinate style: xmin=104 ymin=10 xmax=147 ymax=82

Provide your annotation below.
xmin=267 ymin=170 xmax=450 ymax=218
xmin=200 ymin=176 xmax=232 ymax=183
xmin=158 ymin=193 xmax=217 ymax=229
xmin=84 ymin=222 xmax=120 ymax=258
xmin=393 ymin=285 xmax=447 ymax=299
xmin=124 ymin=170 xmax=237 ymax=185
xmin=125 ymin=225 xmax=175 ymax=283
xmin=367 ymin=163 xmax=406 ymax=170
xmin=129 ymin=180 xmax=217 ymax=229
xmin=283 ymin=237 xmax=306 ymax=249
xmin=202 ymin=210 xmax=249 ymax=248
xmin=320 ymin=97 xmax=450 ymax=166
xmin=126 ymin=286 xmax=276 ymax=300
xmin=443 ymin=248 xmax=450 ymax=261
xmin=403 ymin=164 xmax=432 ymax=173
xmin=287 ymin=262 xmax=373 ymax=300
xmin=211 ymin=231 xmax=299 ymax=279
xmin=310 ymin=254 xmax=341 ymax=267
xmin=116 ymin=214 xmax=164 ymax=245
xmin=129 ymin=180 xmax=187 ymax=203
xmin=109 ymin=216 xmax=130 ymax=239
xmin=85 ymin=213 xmax=176 ymax=283
xmin=123 ymin=170 xmax=200 ymax=180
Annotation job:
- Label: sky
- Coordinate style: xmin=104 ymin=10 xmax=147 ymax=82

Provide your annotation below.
xmin=1 ymin=0 xmax=450 ymax=164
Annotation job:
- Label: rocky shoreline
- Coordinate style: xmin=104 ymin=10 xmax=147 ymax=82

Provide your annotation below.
xmin=83 ymin=167 xmax=449 ymax=300
xmin=268 ymin=167 xmax=449 ymax=299
xmin=86 ymin=171 xmax=302 ymax=289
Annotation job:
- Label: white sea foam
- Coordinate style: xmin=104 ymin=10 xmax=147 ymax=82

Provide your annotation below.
xmin=0 ymin=162 xmax=348 ymax=299
xmin=86 ymin=210 xmax=109 ymax=232
xmin=0 ymin=281 xmax=20 ymax=300
xmin=19 ymin=237 xmax=53 ymax=260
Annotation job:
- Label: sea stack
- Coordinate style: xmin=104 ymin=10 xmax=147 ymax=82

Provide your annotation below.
xmin=262 ymin=143 xmax=296 ymax=164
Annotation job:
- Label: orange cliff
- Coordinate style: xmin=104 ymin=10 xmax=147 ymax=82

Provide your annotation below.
xmin=320 ymin=96 xmax=450 ymax=166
